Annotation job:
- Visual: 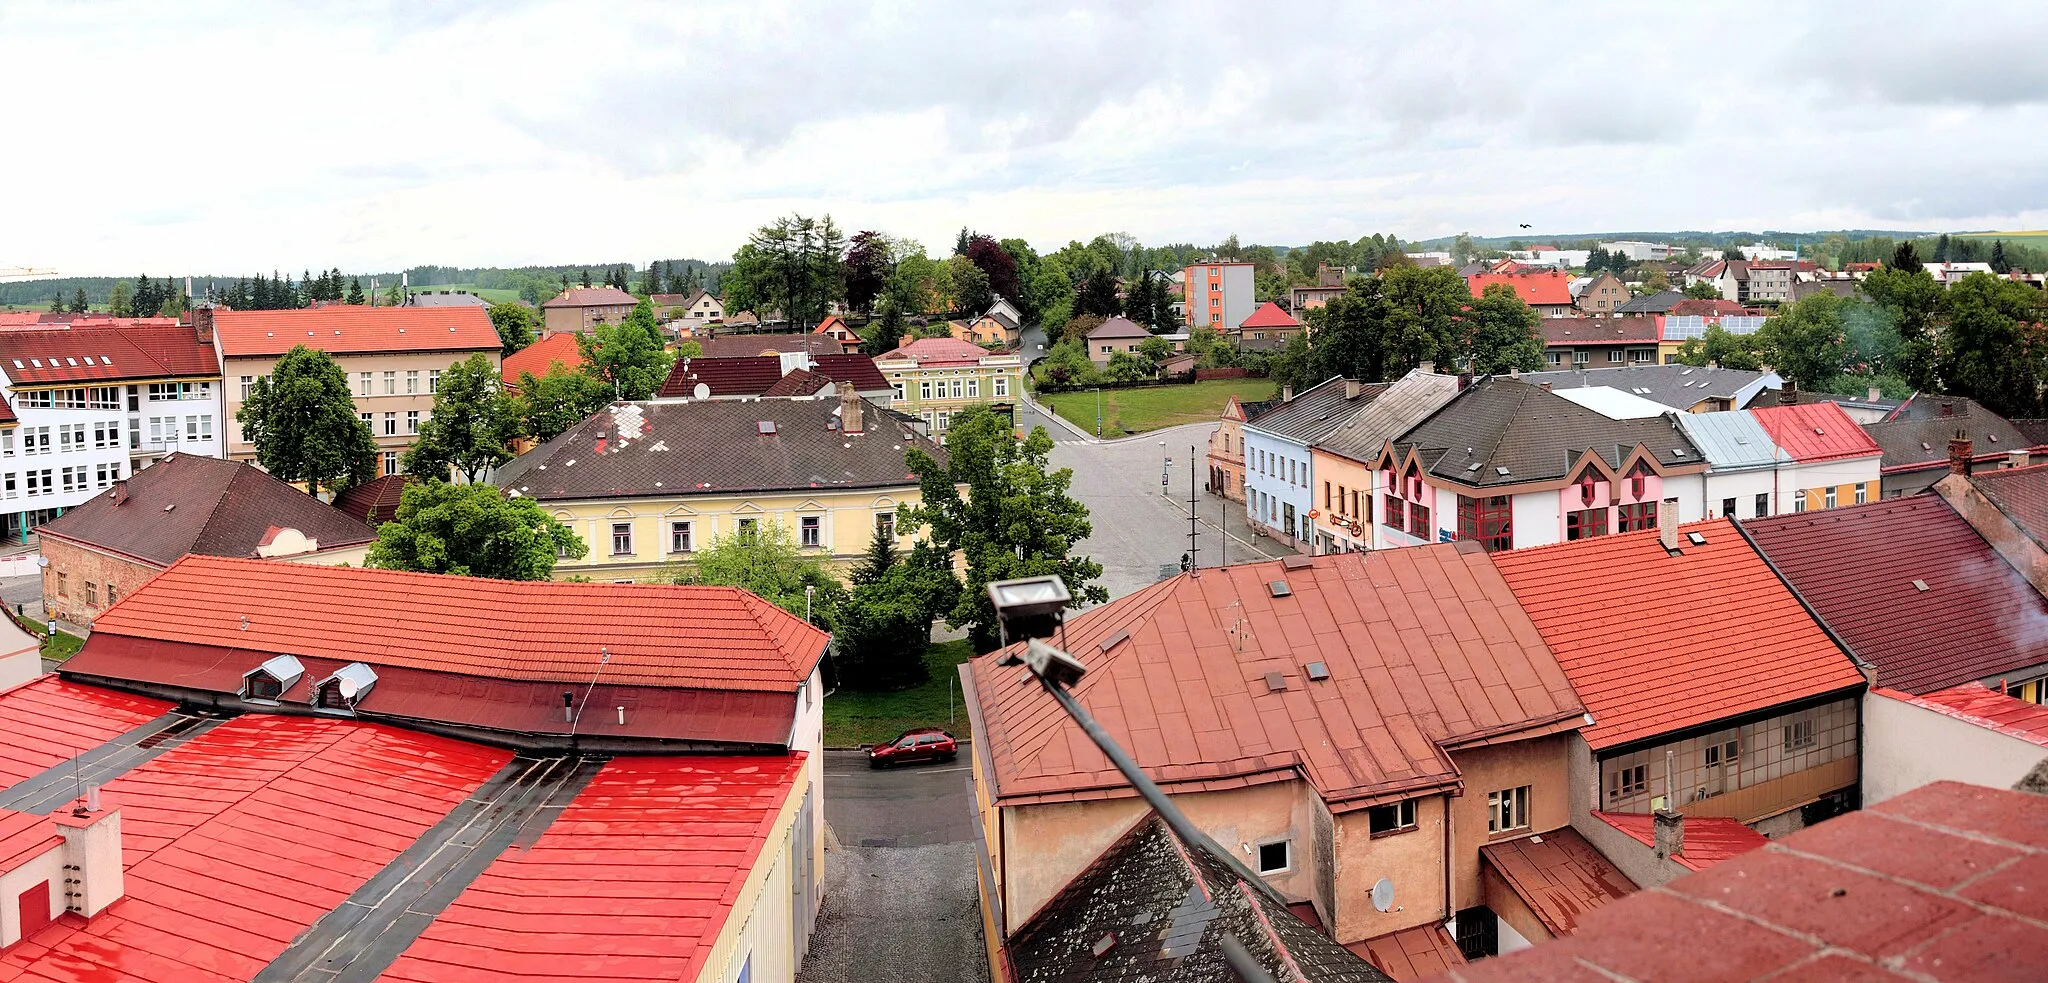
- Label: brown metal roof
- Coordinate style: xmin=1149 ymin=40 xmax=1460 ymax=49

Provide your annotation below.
xmin=1479 ymin=827 xmax=1638 ymax=937
xmin=37 ymin=453 xmax=376 ymax=566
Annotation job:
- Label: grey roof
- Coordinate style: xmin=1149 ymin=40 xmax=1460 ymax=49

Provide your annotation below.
xmin=1394 ymin=377 xmax=1703 ymax=487
xmin=37 ymin=453 xmax=377 ymax=566
xmin=1862 ymin=396 xmax=2042 ymax=470
xmin=405 ymin=291 xmax=492 ymax=308
xmin=1675 ymin=411 xmax=1784 ymax=471
xmin=1807 ymin=391 xmax=1906 ymax=413
xmin=1313 ymin=370 xmax=1464 ymax=463
xmin=1515 ymin=364 xmax=1780 ymax=411
xmin=496 ymin=398 xmax=941 ymax=502
xmin=1243 ymin=376 xmax=1388 ymax=446
xmin=1613 ymin=290 xmax=1685 ymax=314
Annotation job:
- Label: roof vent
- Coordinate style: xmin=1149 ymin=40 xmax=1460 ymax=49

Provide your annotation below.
xmin=1911 ymin=579 xmax=1930 ymax=592
xmin=1280 ymin=555 xmax=1314 ymax=571
xmin=1671 ymin=448 xmax=1687 ymax=458
xmin=758 ymin=421 xmax=777 ymax=434
xmin=1098 ymin=629 xmax=1131 ymax=653
xmin=1305 ymin=661 xmax=1330 ymax=681
xmin=1466 ymin=462 xmax=1482 ymax=472
xmin=1496 ymin=466 xmax=1510 ymax=476
xmin=1265 ymin=672 xmax=1289 ymax=692
xmin=1268 ymin=580 xmax=1292 ymax=598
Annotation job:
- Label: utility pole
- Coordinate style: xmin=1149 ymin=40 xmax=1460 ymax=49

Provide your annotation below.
xmin=1188 ymin=442 xmax=1200 ymax=573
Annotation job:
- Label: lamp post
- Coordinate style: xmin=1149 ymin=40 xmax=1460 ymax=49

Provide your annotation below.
xmin=1093 ymin=387 xmax=1102 ymax=437
xmin=1159 ymin=439 xmax=1170 ymax=496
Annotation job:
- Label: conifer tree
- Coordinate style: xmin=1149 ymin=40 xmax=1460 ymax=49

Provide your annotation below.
xmin=347 ymin=278 xmax=366 ymax=305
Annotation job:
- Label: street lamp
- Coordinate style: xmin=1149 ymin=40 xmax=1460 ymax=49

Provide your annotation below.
xmin=1093 ymin=387 xmax=1102 ymax=437
xmin=1159 ymin=439 xmax=1170 ymax=496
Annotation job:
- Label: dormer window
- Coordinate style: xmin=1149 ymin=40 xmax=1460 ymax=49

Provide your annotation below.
xmin=312 ymin=663 xmax=377 ymax=715
xmin=239 ymin=654 xmax=305 ymax=705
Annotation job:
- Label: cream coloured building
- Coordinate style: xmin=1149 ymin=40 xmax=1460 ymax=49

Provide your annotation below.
xmin=874 ymin=336 xmax=1022 ymax=438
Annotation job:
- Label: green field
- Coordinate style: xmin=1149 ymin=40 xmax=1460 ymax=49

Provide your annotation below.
xmin=821 ymin=640 xmax=975 ymax=747
xmin=405 ymin=283 xmax=522 ymax=304
xmin=1038 ymin=378 xmax=1278 ymax=438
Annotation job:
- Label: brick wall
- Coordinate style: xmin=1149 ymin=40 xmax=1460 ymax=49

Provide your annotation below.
xmin=39 ymin=538 xmax=158 ymax=628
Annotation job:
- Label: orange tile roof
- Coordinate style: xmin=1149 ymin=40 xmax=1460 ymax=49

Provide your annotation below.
xmin=967 ymin=545 xmax=1585 ymax=811
xmin=540 ymin=286 xmax=638 ymax=308
xmin=499 ymin=332 xmax=583 ymax=386
xmin=83 ymin=554 xmax=829 ymax=692
xmin=1467 ymin=271 xmax=1574 ymax=307
xmin=1491 ymin=519 xmax=1864 ymax=750
xmin=1748 ymin=401 xmax=1881 ymax=462
xmin=214 ymin=306 xmax=501 ymax=358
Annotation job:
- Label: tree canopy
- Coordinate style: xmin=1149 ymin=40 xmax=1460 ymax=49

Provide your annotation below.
xmin=514 ymin=366 xmax=610 ymax=443
xmin=367 ymin=481 xmax=584 ymax=580
xmin=487 ymin=302 xmax=538 ymax=356
xmin=401 ymin=353 xmax=520 ymax=483
xmin=575 ymin=298 xmax=673 ymax=401
xmin=670 ymin=522 xmax=842 ymax=626
xmin=235 ymin=345 xmax=377 ymax=497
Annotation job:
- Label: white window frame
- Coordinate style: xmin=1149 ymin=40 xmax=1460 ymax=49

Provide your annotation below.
xmin=1253 ymin=837 xmax=1291 ymax=875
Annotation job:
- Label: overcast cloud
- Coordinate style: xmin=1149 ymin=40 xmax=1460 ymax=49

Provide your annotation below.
xmin=4 ymin=0 xmax=2046 ymax=273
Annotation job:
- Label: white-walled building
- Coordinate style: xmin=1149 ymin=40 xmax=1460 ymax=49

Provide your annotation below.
xmin=0 ymin=324 xmax=223 ymax=544
xmin=1599 ymin=240 xmax=1680 ymax=262
xmin=1242 ymin=377 xmax=1381 ymax=552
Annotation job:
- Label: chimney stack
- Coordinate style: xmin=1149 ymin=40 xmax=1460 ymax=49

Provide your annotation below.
xmin=1653 ymin=808 xmax=1685 ymax=861
xmin=1950 ymin=431 xmax=1974 ymax=476
xmin=1940 ymin=400 xmax=1955 ymax=417
xmin=1538 ymin=381 xmax=1552 ymax=392
xmin=1867 ymin=385 xmax=1882 ymax=402
xmin=190 ymin=306 xmax=214 ymax=343
xmin=1345 ymin=378 xmax=1363 ymax=400
xmin=1457 ymin=371 xmax=1474 ymax=391
xmin=1282 ymin=385 xmax=1295 ymax=402
xmin=1659 ymin=497 xmax=1679 ymax=551
xmin=1777 ymin=381 xmax=1798 ymax=406
xmin=2011 ymin=450 xmax=2031 ymax=469
xmin=841 ymin=387 xmax=864 ymax=434
xmin=111 ymin=479 xmax=128 ymax=506
xmin=52 ymin=793 xmax=124 ymax=918
xmin=1419 ymin=360 xmax=1436 ymax=375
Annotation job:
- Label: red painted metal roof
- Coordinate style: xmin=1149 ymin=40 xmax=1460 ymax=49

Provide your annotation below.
xmin=215 ymin=306 xmax=500 ymax=358
xmin=1479 ymin=827 xmax=1638 ymax=935
xmin=0 ymin=808 xmax=61 ymax=874
xmin=1743 ymin=496 xmax=2048 ymax=693
xmin=0 ymin=711 xmax=510 ymax=983
xmin=1350 ymin=924 xmax=1466 ymax=980
xmin=377 ymin=753 xmax=804 ymax=983
xmin=1884 ymin=683 xmax=2048 ymax=748
xmin=0 ymin=324 xmax=219 ymax=385
xmin=1492 ymin=519 xmax=1864 ymax=750
xmin=970 ymin=545 xmax=1584 ymax=811
xmin=1467 ymin=271 xmax=1573 ymax=307
xmin=0 ymin=676 xmax=170 ymax=788
xmin=1434 ymin=782 xmax=2048 ymax=983
xmin=1749 ymin=401 xmax=1881 ymax=462
xmin=499 ymin=332 xmax=584 ymax=386
xmin=1593 ymin=811 xmax=1770 ymax=872
xmin=76 ymin=554 xmax=827 ymax=693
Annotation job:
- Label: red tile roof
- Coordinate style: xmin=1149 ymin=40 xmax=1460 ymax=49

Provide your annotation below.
xmin=1743 ymin=496 xmax=2048 ymax=693
xmin=812 ymin=353 xmax=892 ymax=391
xmin=1240 ymin=301 xmax=1300 ymax=329
xmin=1534 ymin=317 xmax=1658 ymax=346
xmin=76 ymin=554 xmax=828 ymax=692
xmin=1593 ymin=811 xmax=1771 ymax=871
xmin=377 ymin=754 xmax=804 ymax=983
xmin=1479 ymin=827 xmax=1639 ymax=934
xmin=1435 ymin=782 xmax=2048 ymax=983
xmin=330 ymin=473 xmax=411 ymax=526
xmin=214 ymin=306 xmax=501 ymax=358
xmin=499 ymin=332 xmax=583 ymax=386
xmin=1467 ymin=271 xmax=1574 ymax=307
xmin=1969 ymin=463 xmax=2048 ymax=549
xmin=1749 ymin=401 xmax=1881 ymax=462
xmin=1492 ymin=519 xmax=1864 ymax=750
xmin=1884 ymin=683 xmax=2048 ymax=748
xmin=880 ymin=336 xmax=999 ymax=367
xmin=540 ymin=286 xmax=638 ymax=308
xmin=967 ymin=545 xmax=1585 ymax=811
xmin=0 ymin=324 xmax=218 ymax=385
xmin=659 ymin=355 xmax=788 ymax=397
xmin=0 ymin=676 xmax=170 ymax=788
xmin=37 ymin=453 xmax=377 ymax=567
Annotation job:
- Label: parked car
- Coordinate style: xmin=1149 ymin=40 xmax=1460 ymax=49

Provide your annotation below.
xmin=867 ymin=727 xmax=957 ymax=768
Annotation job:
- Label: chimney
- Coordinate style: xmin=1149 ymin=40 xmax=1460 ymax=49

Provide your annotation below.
xmin=1419 ymin=360 xmax=1436 ymax=375
xmin=1867 ymin=385 xmax=1882 ymax=402
xmin=1457 ymin=371 xmax=1473 ymax=391
xmin=53 ymin=793 xmax=125 ymax=918
xmin=841 ymin=387 xmax=864 ymax=434
xmin=2011 ymin=450 xmax=2031 ymax=469
xmin=1345 ymin=379 xmax=1363 ymax=400
xmin=1950 ymin=430 xmax=1973 ymax=476
xmin=1940 ymin=400 xmax=1955 ymax=417
xmin=190 ymin=306 xmax=214 ymax=343
xmin=1658 ymin=497 xmax=1679 ymax=551
xmin=1777 ymin=381 xmax=1798 ymax=406
xmin=1653 ymin=808 xmax=1685 ymax=861
xmin=111 ymin=479 xmax=128 ymax=506
xmin=1538 ymin=381 xmax=1552 ymax=392
xmin=1282 ymin=385 xmax=1295 ymax=402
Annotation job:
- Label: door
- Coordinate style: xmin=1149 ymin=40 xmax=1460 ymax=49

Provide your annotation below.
xmin=17 ymin=880 xmax=52 ymax=942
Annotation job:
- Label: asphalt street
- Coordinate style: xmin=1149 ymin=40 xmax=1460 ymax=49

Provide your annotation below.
xmin=798 ymin=751 xmax=986 ymax=983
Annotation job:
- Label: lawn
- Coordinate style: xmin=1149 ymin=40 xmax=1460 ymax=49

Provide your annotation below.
xmin=1037 ymin=378 xmax=1278 ymax=438
xmin=822 ymin=639 xmax=976 ymax=748
xmin=10 ymin=613 xmax=82 ymax=661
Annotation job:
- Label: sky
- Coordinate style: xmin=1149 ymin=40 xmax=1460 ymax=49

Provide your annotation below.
xmin=5 ymin=1 xmax=2047 ymax=275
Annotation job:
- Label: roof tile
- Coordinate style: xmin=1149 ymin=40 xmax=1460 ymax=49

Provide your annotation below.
xmin=0 ymin=324 xmax=218 ymax=385
xmin=214 ymin=307 xmax=500 ymax=358
xmin=38 ymin=453 xmax=377 ymax=566
xmin=499 ymin=333 xmax=583 ymax=386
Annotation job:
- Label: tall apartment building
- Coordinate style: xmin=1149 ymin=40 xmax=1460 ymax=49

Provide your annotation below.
xmin=1180 ymin=260 xmax=1256 ymax=330
xmin=211 ymin=306 xmax=503 ymax=478
xmin=0 ymin=323 xmax=223 ymax=543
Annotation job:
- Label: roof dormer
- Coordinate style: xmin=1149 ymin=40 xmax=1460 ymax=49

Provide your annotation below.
xmin=240 ymin=654 xmax=305 ymax=705
xmin=312 ymin=663 xmax=377 ymax=715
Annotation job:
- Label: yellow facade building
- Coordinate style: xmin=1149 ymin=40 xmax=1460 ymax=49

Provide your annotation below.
xmin=875 ymin=337 xmax=1022 ymax=438
xmin=494 ymin=390 xmax=943 ymax=581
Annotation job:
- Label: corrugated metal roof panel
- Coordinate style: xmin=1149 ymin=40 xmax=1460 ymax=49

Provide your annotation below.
xmin=1676 ymin=411 xmax=1783 ymax=471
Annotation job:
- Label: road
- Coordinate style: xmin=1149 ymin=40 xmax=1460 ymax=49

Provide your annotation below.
xmin=798 ymin=751 xmax=986 ymax=983
xmin=1012 ymin=395 xmax=1290 ymax=601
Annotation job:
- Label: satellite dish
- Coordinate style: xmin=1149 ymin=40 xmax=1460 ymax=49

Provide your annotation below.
xmin=692 ymin=382 xmax=711 ymax=400
xmin=1371 ymin=877 xmax=1395 ymax=913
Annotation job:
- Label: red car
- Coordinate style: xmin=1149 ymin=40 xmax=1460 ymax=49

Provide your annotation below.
xmin=867 ymin=728 xmax=958 ymax=768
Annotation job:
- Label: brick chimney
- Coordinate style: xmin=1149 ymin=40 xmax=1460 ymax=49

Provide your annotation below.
xmin=1777 ymin=381 xmax=1798 ymax=406
xmin=1950 ymin=430 xmax=1974 ymax=476
xmin=1418 ymin=360 xmax=1436 ymax=375
xmin=111 ymin=479 xmax=128 ymax=506
xmin=840 ymin=387 xmax=863 ymax=435
xmin=2011 ymin=450 xmax=2031 ymax=469
xmin=1653 ymin=808 xmax=1685 ymax=860
xmin=190 ymin=305 xmax=215 ymax=343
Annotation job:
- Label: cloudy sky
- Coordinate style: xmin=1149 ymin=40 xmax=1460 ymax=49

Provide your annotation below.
xmin=5 ymin=1 xmax=2045 ymax=274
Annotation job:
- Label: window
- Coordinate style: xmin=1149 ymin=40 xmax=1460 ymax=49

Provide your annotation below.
xmin=1 ymin=473 xmax=15 ymax=499
xmin=95 ymin=463 xmax=117 ymax=488
xmin=965 ymin=378 xmax=979 ymax=399
xmin=737 ymin=517 xmax=759 ymax=538
xmin=1567 ymin=507 xmax=1608 ymax=540
xmin=1100 ymin=345 xmax=1112 ymax=354
xmin=950 ymin=379 xmax=964 ymax=399
xmin=187 ymin=416 xmax=213 ymax=442
xmin=1794 ymin=493 xmax=1808 ymax=513
xmin=1324 ymin=481 xmax=1332 ymax=509
xmin=105 ymin=584 xmax=116 ymax=606
xmin=57 ymin=423 xmax=82 ymax=452
xmin=60 ymin=465 xmax=83 ymax=492
xmin=669 ymin=520 xmax=693 ymax=553
xmin=935 ymin=411 xmax=950 ymax=431
xmin=0 ymin=432 xmax=10 ymax=457
xmin=381 ymin=450 xmax=399 ymax=475
xmin=84 ymin=582 xmax=97 ymax=608
xmin=1824 ymin=486 xmax=1837 ymax=509
xmin=919 ymin=380 xmax=931 ymax=400
xmin=1487 ymin=785 xmax=1530 ymax=833
xmin=1616 ymin=501 xmax=1657 ymax=532
xmin=147 ymin=417 xmax=171 ymax=444
xmin=611 ymin=522 xmax=634 ymax=555
xmin=25 ymin=469 xmax=49 ymax=496
xmin=1755 ymin=492 xmax=1770 ymax=517
xmin=18 ymin=390 xmax=51 ymax=409
xmin=92 ymin=421 xmax=116 ymax=449
xmin=383 ymin=412 xmax=397 ymax=436
xmin=383 ymin=370 xmax=396 ymax=395
xmin=876 ymin=511 xmax=895 ymax=539
xmin=1408 ymin=502 xmax=1431 ymax=540
xmin=1457 ymin=495 xmax=1513 ymax=552
xmin=1572 ymin=350 xmax=1590 ymax=366
xmin=360 ymin=412 xmax=373 ymax=427
xmin=1721 ymin=497 xmax=1737 ymax=518
xmin=800 ymin=515 xmax=821 ymax=548
xmin=1855 ymin=484 xmax=1867 ymax=505
xmin=1630 ymin=350 xmax=1653 ymax=364
xmin=55 ymin=572 xmax=66 ymax=597
xmin=358 ymin=372 xmax=373 ymax=397
xmin=241 ymin=376 xmax=255 ymax=400
xmin=993 ymin=375 xmax=1008 ymax=398
xmin=1609 ymin=765 xmax=1646 ymax=800
xmin=89 ymin=387 xmax=119 ymax=409
xmin=406 ymin=410 xmax=420 ymax=434
xmin=1368 ymin=799 xmax=1418 ymax=836
xmin=1255 ymin=839 xmax=1290 ymax=874
xmin=23 ymin=427 xmax=48 ymax=455
xmin=892 ymin=382 xmax=906 ymax=401
xmin=1783 ymin=717 xmax=1816 ymax=751
xmin=406 ymin=370 xmax=420 ymax=394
